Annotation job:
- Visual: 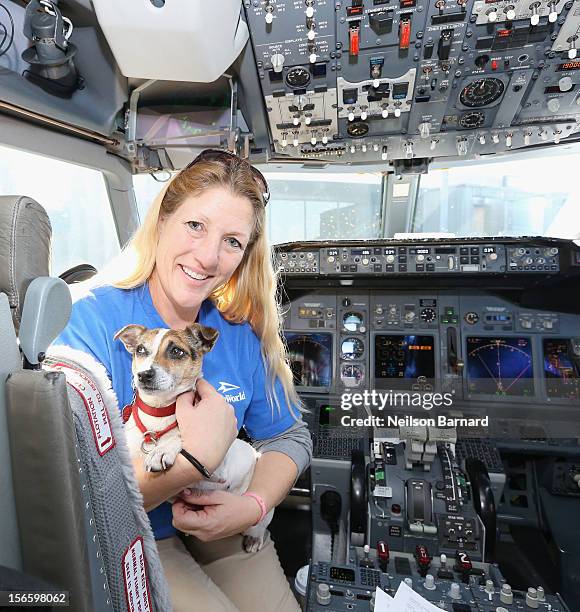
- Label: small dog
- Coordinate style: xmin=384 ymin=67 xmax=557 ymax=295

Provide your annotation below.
xmin=115 ymin=323 xmax=273 ymax=552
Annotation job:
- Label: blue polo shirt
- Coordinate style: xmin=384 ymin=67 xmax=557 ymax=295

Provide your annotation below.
xmin=53 ymin=283 xmax=297 ymax=539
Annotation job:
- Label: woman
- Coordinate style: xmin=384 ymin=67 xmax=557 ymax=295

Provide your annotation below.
xmin=53 ymin=150 xmax=312 ymax=612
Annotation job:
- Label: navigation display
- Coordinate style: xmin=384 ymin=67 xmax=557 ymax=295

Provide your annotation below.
xmin=285 ymin=332 xmax=332 ymax=388
xmin=466 ymin=337 xmax=534 ymax=396
xmin=374 ymin=335 xmax=435 ymax=382
xmin=543 ymin=339 xmax=580 ymax=400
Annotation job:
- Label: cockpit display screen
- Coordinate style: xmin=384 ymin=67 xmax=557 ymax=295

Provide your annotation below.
xmin=285 ymin=332 xmax=332 ymax=389
xmin=374 ymin=335 xmax=435 ymax=381
xmin=466 ymin=337 xmax=534 ymax=396
xmin=543 ymin=339 xmax=580 ymax=400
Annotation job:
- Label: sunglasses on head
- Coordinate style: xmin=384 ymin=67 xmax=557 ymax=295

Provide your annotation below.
xmin=184 ymin=149 xmax=270 ymax=205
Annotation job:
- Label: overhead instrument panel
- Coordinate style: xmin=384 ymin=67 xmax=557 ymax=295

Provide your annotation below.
xmin=243 ymin=0 xmax=580 ymax=162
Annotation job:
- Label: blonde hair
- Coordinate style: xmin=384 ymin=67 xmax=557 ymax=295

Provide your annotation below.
xmin=115 ymin=157 xmax=301 ymax=418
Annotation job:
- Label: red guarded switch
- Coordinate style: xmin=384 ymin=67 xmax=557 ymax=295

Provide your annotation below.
xmin=399 ymin=17 xmax=411 ymax=50
xmin=349 ymin=24 xmax=360 ymax=56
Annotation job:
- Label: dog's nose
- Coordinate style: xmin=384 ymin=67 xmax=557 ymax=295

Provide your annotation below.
xmin=138 ymin=369 xmax=155 ymax=383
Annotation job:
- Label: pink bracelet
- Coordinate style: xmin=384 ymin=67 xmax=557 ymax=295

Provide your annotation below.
xmin=243 ymin=492 xmax=268 ymax=526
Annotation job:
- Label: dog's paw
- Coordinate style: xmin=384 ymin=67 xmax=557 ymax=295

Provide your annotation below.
xmin=144 ymin=439 xmax=182 ymax=472
xmin=243 ymin=534 xmax=265 ymax=553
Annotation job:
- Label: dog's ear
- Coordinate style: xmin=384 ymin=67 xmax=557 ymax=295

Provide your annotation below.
xmin=185 ymin=324 xmax=219 ymax=354
xmin=114 ymin=324 xmax=147 ymax=353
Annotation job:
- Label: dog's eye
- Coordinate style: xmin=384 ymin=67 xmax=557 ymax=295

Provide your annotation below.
xmin=169 ymin=346 xmax=186 ymax=359
xmin=136 ymin=345 xmax=147 ymax=355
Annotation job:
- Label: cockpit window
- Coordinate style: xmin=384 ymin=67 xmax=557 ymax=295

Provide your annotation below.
xmin=412 ymin=145 xmax=580 ymax=239
xmin=0 ymin=144 xmax=120 ymax=275
xmin=263 ymin=171 xmax=384 ymax=244
xmin=134 ymin=170 xmax=385 ymax=244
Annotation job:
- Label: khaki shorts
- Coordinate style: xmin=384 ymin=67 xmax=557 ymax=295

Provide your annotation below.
xmin=157 ymin=532 xmax=302 ymax=612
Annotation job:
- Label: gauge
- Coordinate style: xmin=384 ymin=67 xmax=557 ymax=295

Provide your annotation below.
xmin=285 ymin=66 xmax=311 ymax=89
xmin=466 ymin=337 xmax=534 ymax=396
xmin=340 ymin=364 xmax=364 ymax=387
xmin=459 ymin=111 xmax=485 ymax=129
xmin=341 ymin=337 xmax=365 ymax=360
xmin=346 ymin=121 xmax=369 ymax=138
xmin=464 ymin=312 xmax=479 ymax=325
xmin=343 ymin=312 xmax=364 ymax=332
xmin=459 ymin=78 xmax=505 ymax=108
xmin=420 ymin=308 xmax=437 ymax=323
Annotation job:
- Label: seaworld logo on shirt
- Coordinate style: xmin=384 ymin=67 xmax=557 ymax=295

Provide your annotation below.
xmin=217 ymin=381 xmax=246 ymax=403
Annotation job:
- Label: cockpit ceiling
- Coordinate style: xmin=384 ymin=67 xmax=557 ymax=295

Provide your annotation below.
xmin=1 ymin=1 xmax=580 ymax=169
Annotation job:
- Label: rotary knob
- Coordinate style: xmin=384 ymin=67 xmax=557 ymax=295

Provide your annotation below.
xmin=559 ymin=76 xmax=573 ymax=92
xmin=505 ymin=6 xmax=516 ymax=19
xmin=547 ymin=98 xmax=561 ymax=113
xmin=386 ymin=255 xmax=395 ymax=264
xmin=419 ymin=122 xmax=431 ymax=139
xmin=271 ymin=53 xmax=285 ymax=73
xmin=404 ymin=311 xmax=416 ymax=322
xmin=394 ymin=107 xmax=402 ymax=118
xmin=526 ymin=587 xmax=539 ymax=608
xmin=424 ymin=575 xmax=436 ymax=590
xmin=449 ymin=583 xmax=461 ymax=600
xmin=316 ymin=583 xmax=331 ymax=606
xmin=382 ymin=107 xmax=389 ymax=119
xmin=500 ymin=584 xmax=514 ymax=605
xmin=416 ymin=254 xmax=425 ymax=263
xmin=487 ymin=9 xmax=498 ymax=22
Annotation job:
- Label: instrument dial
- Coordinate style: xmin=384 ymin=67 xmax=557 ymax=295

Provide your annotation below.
xmin=459 ymin=78 xmax=504 ymax=108
xmin=420 ymin=308 xmax=437 ymax=323
xmin=341 ymin=337 xmax=365 ymax=360
xmin=459 ymin=111 xmax=485 ymax=129
xmin=464 ymin=312 xmax=479 ymax=325
xmin=346 ymin=121 xmax=369 ymax=138
xmin=343 ymin=312 xmax=364 ymax=332
xmin=285 ymin=66 xmax=311 ymax=88
xmin=340 ymin=364 xmax=364 ymax=387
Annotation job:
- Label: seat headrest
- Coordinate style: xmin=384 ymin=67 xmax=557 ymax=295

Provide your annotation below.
xmin=0 ymin=196 xmax=52 ymax=330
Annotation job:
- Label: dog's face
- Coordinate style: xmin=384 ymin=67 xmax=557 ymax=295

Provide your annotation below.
xmin=114 ymin=323 xmax=219 ymax=403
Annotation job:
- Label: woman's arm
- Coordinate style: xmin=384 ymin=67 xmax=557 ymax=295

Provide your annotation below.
xmin=249 ymin=419 xmax=313 ymax=509
xmin=135 ymin=454 xmax=203 ymax=512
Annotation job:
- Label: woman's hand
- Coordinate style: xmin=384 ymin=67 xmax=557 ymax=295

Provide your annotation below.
xmin=176 ymin=379 xmax=238 ymax=474
xmin=172 ymin=489 xmax=262 ymax=541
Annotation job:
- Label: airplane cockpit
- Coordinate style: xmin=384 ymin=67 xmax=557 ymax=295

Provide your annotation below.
xmin=1 ymin=1 xmax=580 ymax=610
